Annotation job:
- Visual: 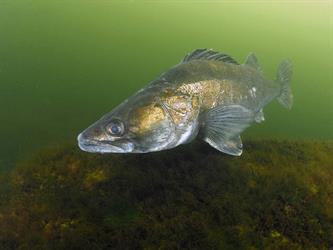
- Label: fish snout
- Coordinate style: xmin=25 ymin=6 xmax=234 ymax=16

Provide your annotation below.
xmin=77 ymin=131 xmax=134 ymax=153
xmin=77 ymin=132 xmax=94 ymax=152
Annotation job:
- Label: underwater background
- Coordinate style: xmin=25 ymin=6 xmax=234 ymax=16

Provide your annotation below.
xmin=0 ymin=0 xmax=332 ymax=171
xmin=1 ymin=1 xmax=333 ymax=249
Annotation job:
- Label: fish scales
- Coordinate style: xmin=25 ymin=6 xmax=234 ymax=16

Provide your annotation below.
xmin=162 ymin=60 xmax=277 ymax=112
xmin=78 ymin=49 xmax=293 ymax=156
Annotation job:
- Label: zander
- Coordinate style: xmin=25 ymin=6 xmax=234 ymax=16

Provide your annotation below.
xmin=78 ymin=49 xmax=293 ymax=156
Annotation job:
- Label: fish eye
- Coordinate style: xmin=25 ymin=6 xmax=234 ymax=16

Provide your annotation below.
xmin=106 ymin=119 xmax=125 ymax=136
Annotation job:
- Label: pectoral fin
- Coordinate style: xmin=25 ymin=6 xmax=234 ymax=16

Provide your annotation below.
xmin=206 ymin=135 xmax=244 ymax=156
xmin=201 ymin=105 xmax=254 ymax=156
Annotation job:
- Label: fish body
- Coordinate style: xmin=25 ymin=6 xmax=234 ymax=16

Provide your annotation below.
xmin=78 ymin=49 xmax=293 ymax=156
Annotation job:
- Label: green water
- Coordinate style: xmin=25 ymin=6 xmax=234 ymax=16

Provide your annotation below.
xmin=0 ymin=0 xmax=332 ymax=170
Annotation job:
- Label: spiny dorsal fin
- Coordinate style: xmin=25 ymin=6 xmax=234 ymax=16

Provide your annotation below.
xmin=182 ymin=48 xmax=239 ymax=65
xmin=244 ymin=52 xmax=261 ymax=72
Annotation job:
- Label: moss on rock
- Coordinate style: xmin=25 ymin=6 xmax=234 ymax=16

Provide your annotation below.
xmin=0 ymin=140 xmax=332 ymax=249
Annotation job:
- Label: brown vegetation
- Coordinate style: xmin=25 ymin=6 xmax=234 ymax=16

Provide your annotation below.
xmin=0 ymin=140 xmax=332 ymax=249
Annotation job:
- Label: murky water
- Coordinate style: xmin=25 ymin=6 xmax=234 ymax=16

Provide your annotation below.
xmin=0 ymin=1 xmax=332 ymax=170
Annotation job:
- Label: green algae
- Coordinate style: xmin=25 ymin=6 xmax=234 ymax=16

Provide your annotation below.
xmin=0 ymin=140 xmax=332 ymax=249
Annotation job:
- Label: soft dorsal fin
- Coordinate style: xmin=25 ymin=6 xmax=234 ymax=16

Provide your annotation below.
xmin=182 ymin=48 xmax=239 ymax=65
xmin=244 ymin=52 xmax=261 ymax=72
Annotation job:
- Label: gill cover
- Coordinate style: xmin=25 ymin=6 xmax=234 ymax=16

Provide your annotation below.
xmin=78 ymin=84 xmax=201 ymax=153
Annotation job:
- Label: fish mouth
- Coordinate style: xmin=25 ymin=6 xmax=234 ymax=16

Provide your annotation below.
xmin=77 ymin=133 xmax=134 ymax=153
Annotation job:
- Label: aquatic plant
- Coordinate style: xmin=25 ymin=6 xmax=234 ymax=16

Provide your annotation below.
xmin=0 ymin=140 xmax=332 ymax=249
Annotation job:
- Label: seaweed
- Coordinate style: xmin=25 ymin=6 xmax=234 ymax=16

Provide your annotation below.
xmin=0 ymin=139 xmax=332 ymax=249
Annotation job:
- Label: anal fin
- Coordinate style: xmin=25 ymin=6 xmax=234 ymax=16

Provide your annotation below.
xmin=255 ymin=109 xmax=265 ymax=123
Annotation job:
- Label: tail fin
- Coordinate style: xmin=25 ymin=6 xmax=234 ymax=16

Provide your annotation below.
xmin=276 ymin=59 xmax=293 ymax=109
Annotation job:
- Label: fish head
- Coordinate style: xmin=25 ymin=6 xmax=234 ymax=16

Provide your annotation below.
xmin=77 ymin=89 xmax=178 ymax=153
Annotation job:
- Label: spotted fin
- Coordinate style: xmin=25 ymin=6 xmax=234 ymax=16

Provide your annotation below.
xmin=244 ymin=52 xmax=261 ymax=72
xmin=201 ymin=105 xmax=254 ymax=156
xmin=182 ymin=48 xmax=239 ymax=64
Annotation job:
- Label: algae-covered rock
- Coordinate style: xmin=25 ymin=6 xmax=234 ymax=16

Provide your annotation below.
xmin=0 ymin=140 xmax=332 ymax=249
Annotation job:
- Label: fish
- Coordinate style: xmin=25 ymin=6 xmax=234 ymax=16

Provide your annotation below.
xmin=77 ymin=48 xmax=293 ymax=156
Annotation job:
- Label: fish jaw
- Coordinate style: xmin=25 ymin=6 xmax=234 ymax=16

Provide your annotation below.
xmin=77 ymin=133 xmax=134 ymax=153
